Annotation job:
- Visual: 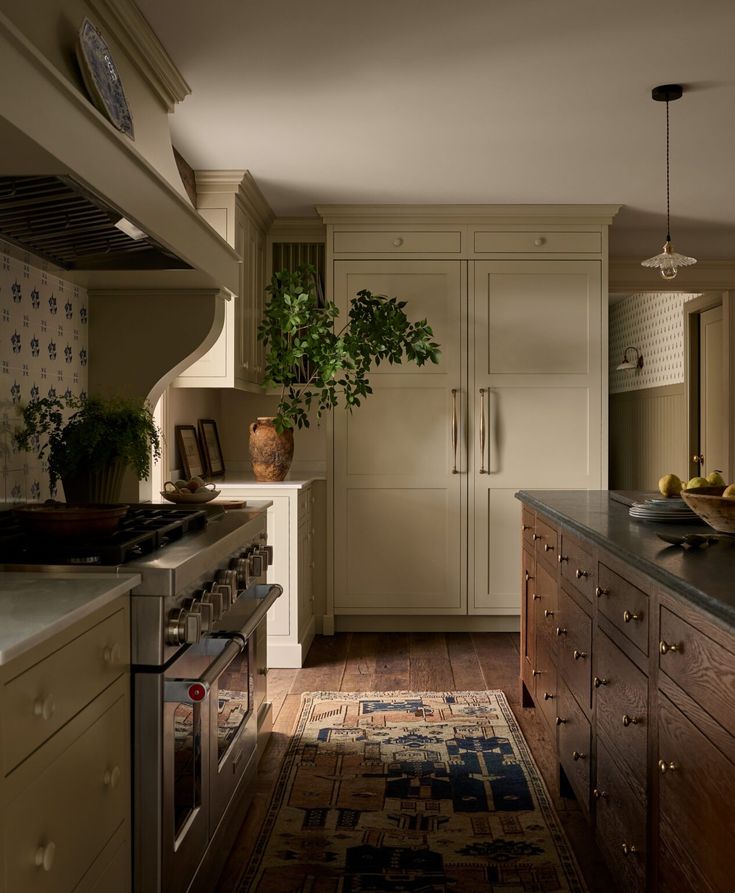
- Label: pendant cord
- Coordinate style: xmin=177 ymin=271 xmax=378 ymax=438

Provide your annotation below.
xmin=666 ymin=99 xmax=671 ymax=242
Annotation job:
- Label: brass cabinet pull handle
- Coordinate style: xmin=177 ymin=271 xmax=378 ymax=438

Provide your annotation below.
xmin=558 ymin=554 xmax=568 ymax=564
xmin=555 ymin=716 xmax=566 ymax=725
xmin=572 ymin=750 xmax=586 ymax=761
xmin=593 ymin=676 xmax=609 ymax=688
xmin=621 ymin=843 xmax=637 ymax=856
xmin=522 ymin=524 xmax=532 ymax=532
xmin=573 ymin=649 xmax=587 ymax=660
xmin=595 ymin=586 xmax=609 ymax=597
xmin=544 ymin=543 xmax=554 ymax=552
xmin=556 ymin=626 xmax=567 ymax=637
xmin=451 ymin=388 xmax=459 ymax=474
xmin=575 ymin=568 xmax=588 ymax=579
xmin=479 ymin=388 xmax=487 ymax=474
xmin=658 ymin=759 xmax=678 ymax=774
xmin=34 ymin=842 xmax=56 ymax=872
xmin=544 ymin=609 xmax=554 ymax=618
xmin=543 ymin=692 xmax=554 ymax=701
xmin=592 ymin=788 xmax=608 ymax=800
xmin=532 ymin=593 xmax=541 ymax=601
xmin=623 ymin=610 xmax=640 ymax=623
xmin=622 ymin=714 xmax=639 ymax=727
xmin=659 ymin=640 xmax=682 ymax=655
xmin=532 ymin=533 xmax=542 ymax=541
xmin=532 ymin=669 xmax=541 ymax=677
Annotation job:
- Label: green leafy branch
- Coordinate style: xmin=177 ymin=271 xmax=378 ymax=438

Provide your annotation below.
xmin=258 ymin=265 xmax=441 ymax=433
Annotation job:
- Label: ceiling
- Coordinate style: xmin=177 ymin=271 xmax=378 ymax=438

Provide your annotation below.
xmin=137 ymin=0 xmax=735 ymax=259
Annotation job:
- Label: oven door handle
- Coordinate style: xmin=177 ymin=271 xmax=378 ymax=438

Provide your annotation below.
xmin=164 ymin=635 xmax=244 ymax=704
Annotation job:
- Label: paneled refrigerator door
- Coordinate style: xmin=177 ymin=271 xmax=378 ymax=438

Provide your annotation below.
xmin=333 ymin=260 xmax=467 ymax=614
xmin=470 ymin=260 xmax=603 ymax=613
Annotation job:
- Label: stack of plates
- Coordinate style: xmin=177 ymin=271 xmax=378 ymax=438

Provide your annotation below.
xmin=629 ymin=497 xmax=702 ymax=524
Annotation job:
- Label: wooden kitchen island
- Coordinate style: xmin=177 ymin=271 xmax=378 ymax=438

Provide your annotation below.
xmin=517 ymin=489 xmax=735 ymax=893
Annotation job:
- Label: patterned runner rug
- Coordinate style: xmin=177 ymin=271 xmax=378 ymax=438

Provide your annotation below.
xmin=238 ymin=691 xmax=587 ymax=892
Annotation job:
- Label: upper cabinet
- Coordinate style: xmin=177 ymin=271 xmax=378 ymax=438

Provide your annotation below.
xmin=175 ymin=171 xmax=274 ymax=390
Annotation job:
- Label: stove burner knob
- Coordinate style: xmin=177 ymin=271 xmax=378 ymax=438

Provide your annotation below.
xmin=231 ymin=556 xmax=250 ymax=588
xmin=250 ymin=552 xmax=264 ymax=578
xmin=189 ymin=595 xmax=214 ymax=632
xmin=203 ymin=589 xmax=222 ymax=621
xmin=218 ymin=569 xmax=239 ymax=602
xmin=214 ymin=582 xmax=232 ymax=610
xmin=263 ymin=544 xmax=274 ymax=566
xmin=166 ymin=608 xmax=201 ymax=646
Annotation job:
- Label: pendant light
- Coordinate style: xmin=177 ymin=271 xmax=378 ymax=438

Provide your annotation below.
xmin=641 ymin=84 xmax=696 ymax=280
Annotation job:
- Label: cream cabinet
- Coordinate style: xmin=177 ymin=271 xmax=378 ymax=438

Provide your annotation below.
xmin=174 ymin=171 xmax=273 ymax=390
xmin=218 ymin=479 xmax=325 ymax=667
xmin=319 ymin=206 xmax=618 ymax=628
xmin=0 ymin=596 xmax=131 ymax=893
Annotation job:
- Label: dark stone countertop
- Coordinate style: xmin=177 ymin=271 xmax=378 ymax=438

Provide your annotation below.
xmin=516 ymin=490 xmax=735 ymax=630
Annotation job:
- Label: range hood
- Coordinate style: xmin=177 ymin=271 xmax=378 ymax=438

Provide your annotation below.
xmin=0 ymin=174 xmax=191 ymax=271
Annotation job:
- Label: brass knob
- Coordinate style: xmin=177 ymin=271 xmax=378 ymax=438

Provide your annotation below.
xmin=544 ymin=543 xmax=554 ymax=552
xmin=532 ymin=669 xmax=541 ymax=677
xmin=544 ymin=609 xmax=554 ymax=618
xmin=622 ymin=714 xmax=638 ymax=727
xmin=558 ymin=554 xmax=568 ymax=564
xmin=543 ymin=692 xmax=554 ymax=701
xmin=575 ymin=569 xmax=588 ymax=579
xmin=592 ymin=788 xmax=608 ymax=800
xmin=692 ymin=453 xmax=704 ymax=464
xmin=533 ymin=593 xmax=541 ymax=601
xmin=595 ymin=586 xmax=609 ymax=597
xmin=524 ymin=570 xmax=532 ymax=582
xmin=522 ymin=524 xmax=532 ymax=531
xmin=573 ymin=649 xmax=587 ymax=660
xmin=659 ymin=640 xmax=681 ymax=655
xmin=572 ymin=750 xmax=586 ymax=761
xmin=556 ymin=626 xmax=567 ymax=637
xmin=555 ymin=716 xmax=567 ymax=725
xmin=621 ymin=843 xmax=637 ymax=856
xmin=658 ymin=759 xmax=678 ymax=774
xmin=532 ymin=533 xmax=542 ymax=541
xmin=623 ymin=610 xmax=640 ymax=623
xmin=593 ymin=676 xmax=609 ymax=688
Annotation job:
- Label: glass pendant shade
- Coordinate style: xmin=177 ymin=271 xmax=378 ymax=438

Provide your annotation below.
xmin=641 ymin=84 xmax=696 ymax=280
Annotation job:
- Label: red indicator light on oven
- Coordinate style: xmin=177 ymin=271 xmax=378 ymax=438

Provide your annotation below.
xmin=188 ymin=683 xmax=206 ymax=702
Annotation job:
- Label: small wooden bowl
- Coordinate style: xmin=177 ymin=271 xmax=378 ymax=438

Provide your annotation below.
xmin=680 ymin=492 xmax=735 ymax=534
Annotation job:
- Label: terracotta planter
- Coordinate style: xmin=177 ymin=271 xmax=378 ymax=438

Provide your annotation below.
xmin=61 ymin=458 xmax=127 ymax=504
xmin=249 ymin=417 xmax=294 ymax=482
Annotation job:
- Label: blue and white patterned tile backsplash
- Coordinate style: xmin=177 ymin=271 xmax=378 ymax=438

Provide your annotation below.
xmin=0 ymin=249 xmax=89 ymax=501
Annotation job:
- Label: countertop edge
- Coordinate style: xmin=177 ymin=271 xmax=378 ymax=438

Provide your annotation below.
xmin=0 ymin=572 xmax=141 ymax=666
xmin=516 ymin=490 xmax=735 ymax=630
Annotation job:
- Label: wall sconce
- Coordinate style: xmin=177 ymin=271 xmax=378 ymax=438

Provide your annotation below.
xmin=616 ymin=347 xmax=644 ymax=371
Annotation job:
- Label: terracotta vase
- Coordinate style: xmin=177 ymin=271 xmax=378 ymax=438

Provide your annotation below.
xmin=248 ymin=417 xmax=294 ymax=482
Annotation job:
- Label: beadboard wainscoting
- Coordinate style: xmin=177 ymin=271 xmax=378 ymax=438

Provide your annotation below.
xmin=609 ymin=383 xmax=687 ymax=490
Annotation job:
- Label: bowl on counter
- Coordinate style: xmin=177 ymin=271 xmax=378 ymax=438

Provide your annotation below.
xmin=680 ymin=490 xmax=735 ymax=534
xmin=161 ymin=482 xmax=220 ymax=504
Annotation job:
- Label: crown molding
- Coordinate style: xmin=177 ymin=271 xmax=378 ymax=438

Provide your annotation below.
xmin=88 ymin=0 xmax=190 ymax=112
xmin=316 ymin=204 xmax=622 ymax=226
xmin=236 ymin=171 xmax=275 ymax=231
xmin=194 ymin=170 xmax=248 ymax=193
xmin=610 ymin=258 xmax=735 ymax=292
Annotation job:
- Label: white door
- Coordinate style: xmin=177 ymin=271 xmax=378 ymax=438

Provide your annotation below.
xmin=471 ymin=260 xmax=603 ymax=613
xmin=333 ymin=261 xmax=466 ymax=614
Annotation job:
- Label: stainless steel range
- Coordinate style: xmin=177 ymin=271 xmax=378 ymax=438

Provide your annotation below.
xmin=0 ymin=502 xmax=281 ymax=893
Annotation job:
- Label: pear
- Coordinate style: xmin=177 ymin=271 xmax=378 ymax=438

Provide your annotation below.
xmin=685 ymin=476 xmax=709 ymax=490
xmin=723 ymin=484 xmax=735 ymax=499
xmin=658 ymin=473 xmax=682 ymax=497
xmin=706 ymin=470 xmax=726 ymax=487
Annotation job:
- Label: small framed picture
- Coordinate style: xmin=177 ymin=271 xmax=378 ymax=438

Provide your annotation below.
xmin=198 ymin=418 xmax=225 ymax=477
xmin=175 ymin=425 xmax=205 ymax=479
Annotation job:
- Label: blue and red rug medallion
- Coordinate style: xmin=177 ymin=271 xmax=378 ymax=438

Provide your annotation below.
xmin=239 ymin=691 xmax=586 ymax=892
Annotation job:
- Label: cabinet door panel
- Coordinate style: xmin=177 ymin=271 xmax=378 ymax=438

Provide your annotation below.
xmin=333 ymin=261 xmax=465 ymax=614
xmin=472 ymin=488 xmax=522 ymax=612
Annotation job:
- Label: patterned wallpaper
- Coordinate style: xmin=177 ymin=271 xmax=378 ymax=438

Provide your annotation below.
xmin=609 ymin=292 xmax=700 ymax=395
xmin=0 ymin=247 xmax=89 ymax=502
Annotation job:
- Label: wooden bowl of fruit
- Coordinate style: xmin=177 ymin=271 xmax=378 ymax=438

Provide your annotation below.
xmin=681 ymin=483 xmax=735 ymax=534
xmin=161 ymin=478 xmax=220 ymax=504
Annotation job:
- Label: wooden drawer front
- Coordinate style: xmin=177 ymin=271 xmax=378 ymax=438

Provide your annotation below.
xmin=559 ymin=533 xmax=595 ymax=601
xmin=521 ymin=548 xmax=536 ymax=688
xmin=3 ymin=609 xmax=128 ymax=774
xmin=473 ymin=230 xmax=602 ymax=254
xmin=533 ymin=516 xmax=558 ymax=571
xmin=535 ymin=635 xmax=558 ymax=732
xmin=521 ymin=507 xmax=535 ymax=548
xmin=557 ymin=587 xmax=591 ymax=714
xmin=595 ymin=740 xmax=646 ymax=893
xmin=557 ymin=681 xmax=591 ymax=810
xmin=597 ymin=564 xmax=649 ymax=655
xmin=333 ymin=230 xmax=462 ymax=254
xmin=658 ymin=693 xmax=735 ymax=893
xmin=595 ymin=630 xmax=648 ymax=803
xmin=659 ymin=606 xmax=735 ymax=739
xmin=534 ymin=561 xmax=559 ymax=651
xmin=4 ymin=693 xmax=128 ymax=893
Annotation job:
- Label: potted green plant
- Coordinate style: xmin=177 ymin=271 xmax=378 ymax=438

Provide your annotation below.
xmin=252 ymin=265 xmax=440 ymax=481
xmin=14 ymin=394 xmax=161 ymax=503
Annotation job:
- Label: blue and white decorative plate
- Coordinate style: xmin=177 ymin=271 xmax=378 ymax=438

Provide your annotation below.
xmin=76 ymin=18 xmax=134 ymax=140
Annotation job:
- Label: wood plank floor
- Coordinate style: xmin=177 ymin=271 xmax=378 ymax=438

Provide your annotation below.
xmin=217 ymin=632 xmax=617 ymax=893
